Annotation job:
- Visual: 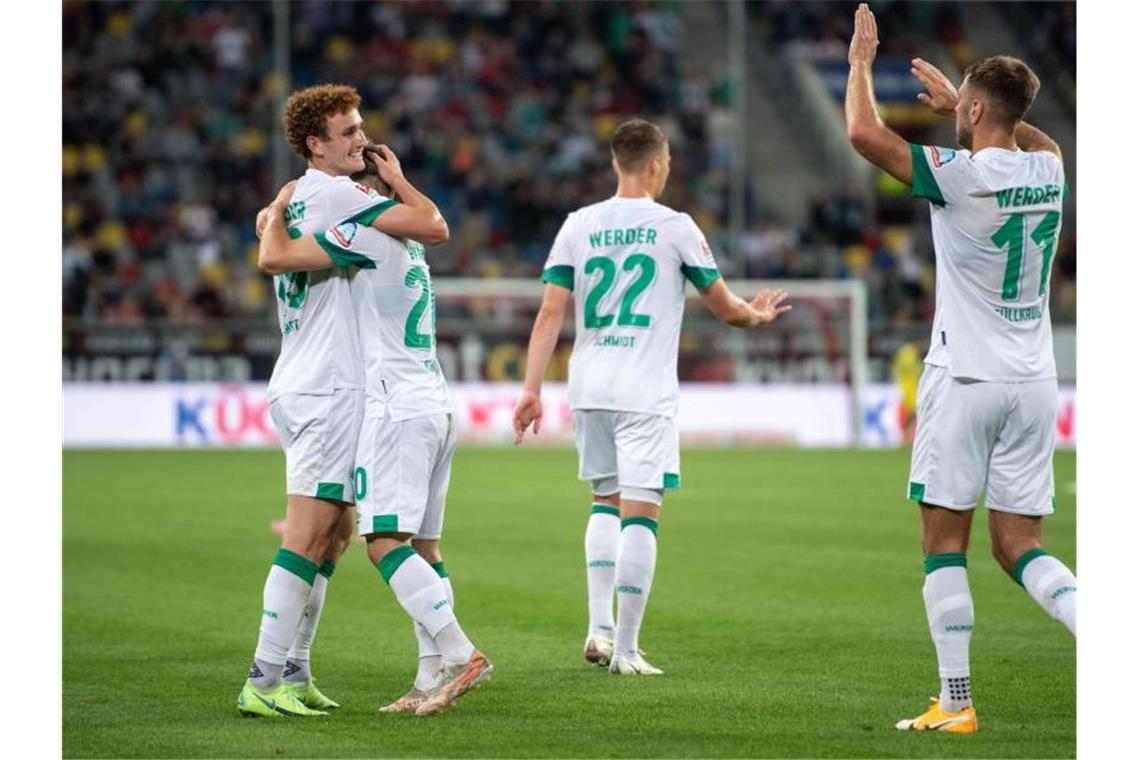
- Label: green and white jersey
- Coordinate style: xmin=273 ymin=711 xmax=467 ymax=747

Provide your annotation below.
xmin=266 ymin=168 xmax=396 ymax=401
xmin=541 ymin=197 xmax=722 ymax=417
xmin=911 ymin=144 xmax=1065 ymax=381
xmin=313 ymin=222 xmax=451 ymax=422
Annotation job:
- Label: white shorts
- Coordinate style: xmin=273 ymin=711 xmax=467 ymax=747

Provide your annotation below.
xmin=908 ymin=365 xmax=1056 ymax=515
xmin=354 ymin=411 xmax=456 ymax=539
xmin=572 ymin=410 xmax=681 ymax=497
xmin=269 ymin=389 xmax=363 ymax=503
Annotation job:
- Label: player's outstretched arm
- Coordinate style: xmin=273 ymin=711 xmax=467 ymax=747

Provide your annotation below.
xmin=512 ymin=284 xmax=572 ymax=444
xmin=699 ymin=279 xmax=791 ymax=328
xmin=257 ymin=181 xmax=335 ymax=275
xmin=845 ymin=3 xmax=912 ymax=184
xmin=365 ymin=145 xmax=450 ymax=246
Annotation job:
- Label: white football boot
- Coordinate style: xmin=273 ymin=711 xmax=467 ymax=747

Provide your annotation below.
xmin=608 ymin=651 xmax=663 ymax=675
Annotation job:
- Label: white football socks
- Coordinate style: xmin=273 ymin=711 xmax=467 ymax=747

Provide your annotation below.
xmin=614 ymin=517 xmax=658 ymax=659
xmin=923 ymin=554 xmax=974 ymax=713
xmin=380 ymin=547 xmax=474 ymax=668
xmin=585 ymin=505 xmax=620 ymax=637
xmin=1015 ymin=549 xmax=1077 ymax=636
xmin=284 ymin=561 xmax=335 ymax=684
xmin=251 ymin=549 xmax=318 ymax=691
xmin=413 ymin=564 xmax=454 ymax=691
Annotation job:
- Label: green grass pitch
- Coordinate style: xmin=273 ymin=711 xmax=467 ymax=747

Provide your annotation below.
xmin=64 ymin=447 xmax=1075 ymax=758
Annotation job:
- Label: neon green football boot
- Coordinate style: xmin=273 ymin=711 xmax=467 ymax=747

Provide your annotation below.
xmin=236 ymin=680 xmax=329 ymax=717
xmin=282 ymin=678 xmax=341 ymax=710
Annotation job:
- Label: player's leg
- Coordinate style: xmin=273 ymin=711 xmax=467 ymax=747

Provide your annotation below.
xmin=986 ymin=378 xmax=1075 ymax=635
xmin=411 ymin=414 xmax=492 ymax=715
xmin=897 ymin=368 xmax=995 ymax=732
xmin=573 ymin=411 xmax=622 ymax=665
xmin=280 ymin=389 xmax=363 ymax=710
xmin=239 ymin=495 xmax=342 ymax=717
xmin=360 ymin=412 xmax=490 ymax=716
xmin=240 ymin=393 xmax=349 ymax=717
xmin=608 ymin=412 xmax=677 ymax=676
xmin=281 ymin=507 xmax=354 ymax=709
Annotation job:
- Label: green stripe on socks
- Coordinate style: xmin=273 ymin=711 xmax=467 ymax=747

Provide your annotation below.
xmin=924 ymin=552 xmax=967 ymax=575
xmin=1011 ymin=547 xmax=1050 ymax=587
xmin=318 ymin=560 xmax=336 ymax=579
xmin=592 ymin=504 xmax=620 ymax=517
xmin=431 ymin=561 xmax=449 ymax=579
xmin=622 ymin=516 xmax=658 ymax=535
xmin=378 ymin=545 xmax=417 ymax=585
xmin=273 ymin=548 xmax=319 ymax=585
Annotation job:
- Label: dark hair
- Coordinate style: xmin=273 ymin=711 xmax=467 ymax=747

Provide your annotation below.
xmin=350 ymin=146 xmax=392 ymax=196
xmin=963 ymin=55 xmax=1040 ymax=128
xmin=610 ymin=118 xmax=667 ymax=172
xmin=283 ymin=84 xmax=362 ymax=159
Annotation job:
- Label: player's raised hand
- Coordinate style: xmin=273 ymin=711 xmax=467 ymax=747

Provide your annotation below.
xmin=749 ymin=289 xmax=792 ymax=324
xmin=911 ymin=58 xmax=959 ymax=115
xmin=848 ymin=3 xmax=879 ymax=67
xmin=511 ymin=391 xmax=543 ymax=444
xmin=368 ymin=144 xmax=406 ymax=185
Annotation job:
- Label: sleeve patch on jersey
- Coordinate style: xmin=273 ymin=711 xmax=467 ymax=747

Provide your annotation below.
xmin=541 ymin=265 xmax=575 ymax=290
xmin=330 ymin=222 xmax=359 ymax=247
xmin=346 ymin=198 xmax=398 ymax=227
xmin=314 ymin=231 xmax=377 ymax=270
xmin=681 ymin=264 xmax=721 ymax=289
xmin=699 ymin=237 xmax=716 ymax=266
xmin=931 ymin=146 xmax=957 ymax=167
xmin=909 ymin=143 xmax=946 ymax=207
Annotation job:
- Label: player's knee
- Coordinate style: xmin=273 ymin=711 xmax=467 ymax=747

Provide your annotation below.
xmin=364 ymin=532 xmax=413 ymax=565
xmin=412 ymin=538 xmax=441 ymax=564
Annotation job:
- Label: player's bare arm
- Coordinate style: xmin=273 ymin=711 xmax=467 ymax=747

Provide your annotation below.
xmin=512 ymin=284 xmax=572 ymax=443
xmin=1014 ymin=122 xmax=1063 ymax=160
xmin=845 ymin=3 xmax=912 ymax=184
xmin=366 ymin=145 xmax=450 ymax=246
xmin=257 ymin=181 xmax=336 ymax=275
xmin=699 ymin=279 xmax=792 ymax=328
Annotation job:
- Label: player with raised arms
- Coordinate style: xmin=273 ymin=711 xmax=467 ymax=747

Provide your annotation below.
xmin=845 ymin=3 xmax=1076 ymax=734
xmin=237 ymin=84 xmax=448 ymax=718
xmin=512 ymin=118 xmax=791 ymax=675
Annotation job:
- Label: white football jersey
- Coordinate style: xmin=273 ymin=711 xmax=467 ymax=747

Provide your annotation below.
xmin=313 ymin=222 xmax=452 ymax=421
xmin=542 ymin=197 xmax=721 ymax=417
xmin=266 ymin=168 xmax=396 ymax=401
xmin=911 ymin=143 xmax=1065 ymax=381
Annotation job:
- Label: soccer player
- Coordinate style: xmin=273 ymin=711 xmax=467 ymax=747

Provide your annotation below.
xmin=259 ymin=153 xmax=492 ymax=717
xmin=237 ymin=84 xmax=448 ymax=718
xmin=845 ymin=4 xmax=1076 ymax=733
xmin=511 ymin=118 xmax=791 ymax=675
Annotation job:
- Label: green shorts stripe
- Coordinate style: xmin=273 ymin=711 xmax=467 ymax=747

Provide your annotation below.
xmin=315 ymin=482 xmax=345 ymax=501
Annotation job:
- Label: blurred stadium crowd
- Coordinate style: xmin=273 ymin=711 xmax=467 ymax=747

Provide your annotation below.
xmin=62 ymin=0 xmax=1076 ymax=337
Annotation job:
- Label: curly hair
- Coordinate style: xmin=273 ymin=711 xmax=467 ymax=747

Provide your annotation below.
xmin=283 ymin=84 xmax=362 ymax=159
